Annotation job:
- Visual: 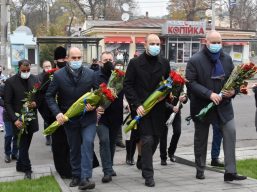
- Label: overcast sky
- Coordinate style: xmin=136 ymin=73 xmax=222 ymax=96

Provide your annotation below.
xmin=136 ymin=0 xmax=169 ymax=17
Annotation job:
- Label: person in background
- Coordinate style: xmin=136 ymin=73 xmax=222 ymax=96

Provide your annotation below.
xmin=0 ymin=65 xmax=6 ymax=132
xmin=4 ymin=59 xmax=39 ymax=179
xmin=124 ymin=34 xmax=170 ymax=187
xmin=252 ymin=83 xmax=257 ymax=132
xmin=116 ymin=51 xmax=124 ymax=61
xmin=90 ymin=58 xmax=100 ymax=71
xmin=114 ymin=60 xmax=125 ymax=148
xmin=1 ymin=83 xmax=18 ymax=163
xmin=46 ymin=47 xmax=98 ymax=190
xmin=123 ymin=50 xmax=129 ymax=66
xmin=159 ymin=92 xmax=187 ymax=165
xmin=37 ymin=46 xmax=72 ymax=178
xmin=211 ymin=123 xmax=224 ymax=167
xmin=37 ymin=60 xmax=52 ymax=145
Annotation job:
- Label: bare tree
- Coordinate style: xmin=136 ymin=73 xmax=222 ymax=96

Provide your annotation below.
xmin=231 ymin=0 xmax=257 ymax=30
xmin=167 ymin=0 xmax=211 ymax=21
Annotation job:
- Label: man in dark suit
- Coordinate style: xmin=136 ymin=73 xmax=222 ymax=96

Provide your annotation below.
xmin=186 ymin=30 xmax=246 ymax=182
xmin=4 ymin=59 xmax=39 ymax=179
xmin=37 ymin=47 xmax=72 ymax=179
xmin=124 ymin=34 xmax=170 ymax=187
xmin=46 ymin=47 xmax=98 ymax=190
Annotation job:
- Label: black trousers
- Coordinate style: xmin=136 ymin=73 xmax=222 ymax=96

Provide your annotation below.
xmin=141 ymin=135 xmax=159 ymax=180
xmin=51 ymin=126 xmax=72 ymax=178
xmin=16 ymin=132 xmax=33 ymax=172
xmin=159 ymin=113 xmax=181 ymax=161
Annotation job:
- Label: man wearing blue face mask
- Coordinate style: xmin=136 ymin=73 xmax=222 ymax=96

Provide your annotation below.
xmin=124 ymin=34 xmax=170 ymax=187
xmin=186 ymin=30 xmax=247 ymax=182
xmin=46 ymin=47 xmax=99 ymax=190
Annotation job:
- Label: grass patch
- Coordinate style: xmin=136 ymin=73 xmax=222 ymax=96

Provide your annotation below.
xmin=0 ymin=175 xmax=60 ymax=192
xmin=237 ymin=159 xmax=257 ymax=179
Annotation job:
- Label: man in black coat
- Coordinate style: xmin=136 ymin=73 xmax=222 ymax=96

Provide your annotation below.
xmin=186 ymin=30 xmax=246 ymax=182
xmin=124 ymin=34 xmax=170 ymax=187
xmin=46 ymin=47 xmax=98 ymax=190
xmin=95 ymin=52 xmax=124 ymax=183
xmin=36 ymin=46 xmax=72 ymax=179
xmin=4 ymin=59 xmax=39 ymax=179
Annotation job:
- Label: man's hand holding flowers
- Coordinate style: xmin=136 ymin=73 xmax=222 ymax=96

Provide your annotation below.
xmin=15 ymin=119 xmax=23 ymax=129
xmin=210 ymin=92 xmax=222 ymax=105
xmin=85 ymin=103 xmax=96 ymax=112
xmin=27 ymin=101 xmax=37 ymax=109
xmin=222 ymin=89 xmax=235 ymax=98
xmin=179 ymin=95 xmax=187 ymax=103
xmin=56 ymin=113 xmax=66 ymax=125
xmin=136 ymin=105 xmax=145 ymax=117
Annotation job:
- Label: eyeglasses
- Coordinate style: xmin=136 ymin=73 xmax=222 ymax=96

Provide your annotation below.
xmin=71 ymin=56 xmax=82 ymax=60
xmin=20 ymin=69 xmax=30 ymax=72
xmin=210 ymin=42 xmax=221 ymax=44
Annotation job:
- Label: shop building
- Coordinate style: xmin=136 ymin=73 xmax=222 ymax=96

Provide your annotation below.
xmin=81 ymin=17 xmax=255 ymax=65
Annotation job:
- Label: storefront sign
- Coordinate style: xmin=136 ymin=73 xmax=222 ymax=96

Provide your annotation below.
xmin=162 ymin=21 xmax=206 ymax=36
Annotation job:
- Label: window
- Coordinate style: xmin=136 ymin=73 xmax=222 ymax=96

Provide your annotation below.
xmin=233 ymin=45 xmax=243 ymax=53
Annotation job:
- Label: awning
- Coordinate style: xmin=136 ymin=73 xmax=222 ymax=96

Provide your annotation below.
xmin=104 ymin=37 xmax=132 ymax=44
xmin=135 ymin=37 xmax=145 ymax=44
xmin=223 ymin=42 xmax=249 ymax=46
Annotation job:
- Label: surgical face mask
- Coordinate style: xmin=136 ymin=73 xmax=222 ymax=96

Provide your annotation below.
xmin=69 ymin=60 xmax=82 ymax=70
xmin=20 ymin=72 xmax=30 ymax=79
xmin=115 ymin=65 xmax=124 ymax=70
xmin=148 ymin=45 xmax=160 ymax=56
xmin=56 ymin=61 xmax=67 ymax=68
xmin=207 ymin=44 xmax=222 ymax=53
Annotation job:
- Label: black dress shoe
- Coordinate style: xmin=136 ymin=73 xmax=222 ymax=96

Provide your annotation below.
xmin=126 ymin=159 xmax=135 ymax=165
xmin=145 ymin=178 xmax=155 ymax=187
xmin=69 ymin=177 xmax=80 ymax=187
xmin=11 ymin=154 xmax=18 ymax=160
xmin=196 ymin=171 xmax=205 ymax=179
xmin=78 ymin=178 xmax=95 ymax=190
xmin=111 ymin=170 xmax=117 ymax=176
xmin=170 ymin=155 xmax=176 ymax=162
xmin=224 ymin=173 xmax=247 ymax=181
xmin=116 ymin=141 xmax=125 ymax=148
xmin=24 ymin=171 xmax=32 ymax=179
xmin=102 ymin=175 xmax=112 ymax=183
xmin=4 ymin=155 xmax=11 ymax=163
xmin=161 ymin=159 xmax=167 ymax=166
xmin=211 ymin=159 xmax=224 ymax=167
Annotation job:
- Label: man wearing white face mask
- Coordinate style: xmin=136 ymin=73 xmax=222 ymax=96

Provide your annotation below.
xmin=4 ymin=59 xmax=39 ymax=179
xmin=46 ymin=47 xmax=99 ymax=190
xmin=186 ymin=30 xmax=247 ymax=182
xmin=124 ymin=34 xmax=170 ymax=187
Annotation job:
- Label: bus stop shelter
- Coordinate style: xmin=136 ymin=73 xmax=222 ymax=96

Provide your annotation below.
xmin=36 ymin=36 xmax=102 ymax=72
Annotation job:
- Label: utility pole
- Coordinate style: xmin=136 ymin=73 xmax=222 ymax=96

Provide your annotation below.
xmin=211 ymin=0 xmax=216 ymax=30
xmin=0 ymin=0 xmax=10 ymax=73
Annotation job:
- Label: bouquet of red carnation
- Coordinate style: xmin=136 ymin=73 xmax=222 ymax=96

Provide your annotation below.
xmin=107 ymin=69 xmax=125 ymax=94
xmin=166 ymin=71 xmax=187 ymax=126
xmin=15 ymin=82 xmax=41 ymax=146
xmin=196 ymin=62 xmax=257 ymax=121
xmin=43 ymin=82 xmax=117 ymax=135
xmin=124 ymin=70 xmax=179 ymax=133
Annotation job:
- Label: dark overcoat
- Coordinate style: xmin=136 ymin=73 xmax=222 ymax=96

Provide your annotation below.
xmin=186 ymin=47 xmax=235 ymax=124
xmin=4 ymin=74 xmax=39 ymax=133
xmin=123 ymin=52 xmax=170 ymax=136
